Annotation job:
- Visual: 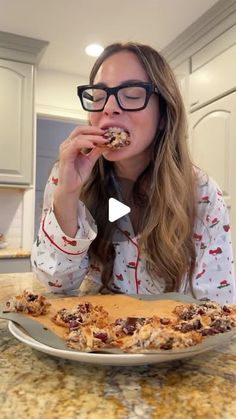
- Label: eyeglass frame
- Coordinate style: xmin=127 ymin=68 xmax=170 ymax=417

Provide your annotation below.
xmin=77 ymin=81 xmax=158 ymax=112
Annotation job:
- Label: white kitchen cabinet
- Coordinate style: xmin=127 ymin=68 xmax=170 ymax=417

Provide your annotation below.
xmin=190 ymin=92 xmax=236 ymax=254
xmin=189 ymin=42 xmax=236 ymax=111
xmin=0 ymin=59 xmax=34 ymax=185
xmin=174 ymin=60 xmax=190 ymax=112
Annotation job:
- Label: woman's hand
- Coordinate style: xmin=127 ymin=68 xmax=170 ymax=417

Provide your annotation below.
xmin=57 ymin=125 xmax=107 ymax=195
xmin=53 ymin=125 xmax=107 ymax=237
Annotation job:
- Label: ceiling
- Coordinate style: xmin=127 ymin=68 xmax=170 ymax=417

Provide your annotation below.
xmin=0 ymin=0 xmax=219 ymax=79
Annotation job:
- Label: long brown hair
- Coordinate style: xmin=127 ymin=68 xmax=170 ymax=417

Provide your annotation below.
xmin=80 ymin=42 xmax=197 ymax=293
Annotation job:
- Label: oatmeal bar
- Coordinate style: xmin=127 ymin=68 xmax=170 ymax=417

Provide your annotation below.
xmin=103 ymin=127 xmax=130 ymax=149
xmin=4 ymin=290 xmax=51 ymax=316
xmin=52 ymin=302 xmax=109 ymax=329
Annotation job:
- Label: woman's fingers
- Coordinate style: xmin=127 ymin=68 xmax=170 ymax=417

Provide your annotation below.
xmin=57 ymin=126 xmax=106 ymax=189
xmin=86 ymin=146 xmax=104 ymax=165
xmin=60 ymin=131 xmax=108 ymax=154
xmin=69 ymin=125 xmax=105 ymax=139
xmin=71 ymin=135 xmax=108 ymax=147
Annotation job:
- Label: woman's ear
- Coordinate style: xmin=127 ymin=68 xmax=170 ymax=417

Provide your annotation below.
xmin=158 ymin=94 xmax=167 ymax=131
xmin=158 ymin=116 xmax=165 ymax=131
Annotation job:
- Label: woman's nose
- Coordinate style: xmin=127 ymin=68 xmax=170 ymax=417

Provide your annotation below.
xmin=103 ymin=94 xmax=122 ymax=115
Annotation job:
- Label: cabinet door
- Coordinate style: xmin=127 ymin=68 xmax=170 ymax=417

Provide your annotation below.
xmin=174 ymin=60 xmax=190 ymax=111
xmin=190 ymin=92 xmax=236 ymax=255
xmin=0 ymin=59 xmax=34 ymax=185
xmin=189 ymin=43 xmax=236 ymax=111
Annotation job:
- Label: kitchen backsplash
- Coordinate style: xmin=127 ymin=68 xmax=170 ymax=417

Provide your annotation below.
xmin=0 ymin=188 xmax=24 ymax=248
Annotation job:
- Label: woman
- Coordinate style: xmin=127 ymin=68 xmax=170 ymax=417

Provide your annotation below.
xmin=32 ymin=42 xmax=235 ymax=303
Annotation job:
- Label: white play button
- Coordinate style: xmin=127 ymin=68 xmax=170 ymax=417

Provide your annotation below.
xmin=108 ymin=198 xmax=131 ymax=222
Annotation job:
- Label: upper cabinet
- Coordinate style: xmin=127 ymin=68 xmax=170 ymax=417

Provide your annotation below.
xmin=0 ymin=31 xmax=48 ymax=187
xmin=163 ymin=0 xmax=236 ymax=110
xmin=189 ymin=25 xmax=236 ymax=111
xmin=174 ymin=60 xmax=190 ymax=112
xmin=0 ymin=59 xmax=34 ymax=185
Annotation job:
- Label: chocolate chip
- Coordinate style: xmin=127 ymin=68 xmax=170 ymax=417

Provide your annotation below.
xmin=160 ymin=318 xmax=171 ymax=325
xmin=160 ymin=337 xmax=174 ymax=350
xmin=123 ymin=317 xmax=146 ymax=335
xmin=222 ymin=305 xmax=231 ymax=314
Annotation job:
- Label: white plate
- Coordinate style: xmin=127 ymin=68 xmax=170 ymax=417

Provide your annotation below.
xmin=8 ymin=292 xmax=236 ymax=366
xmin=9 ymin=321 xmax=217 ymax=366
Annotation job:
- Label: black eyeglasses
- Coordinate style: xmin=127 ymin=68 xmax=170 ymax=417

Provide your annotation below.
xmin=77 ymin=82 xmax=158 ymax=112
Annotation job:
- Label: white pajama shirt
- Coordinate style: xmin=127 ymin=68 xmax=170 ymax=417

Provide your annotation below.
xmin=31 ymin=165 xmax=236 ymax=304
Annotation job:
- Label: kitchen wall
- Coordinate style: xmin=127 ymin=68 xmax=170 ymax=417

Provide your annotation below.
xmin=34 ymin=68 xmax=88 ymax=239
xmin=0 ymin=188 xmax=24 ymax=248
xmin=36 ymin=68 xmax=87 ymax=120
xmin=0 ymin=67 xmax=87 ymax=250
xmin=34 ymin=117 xmax=78 ymax=238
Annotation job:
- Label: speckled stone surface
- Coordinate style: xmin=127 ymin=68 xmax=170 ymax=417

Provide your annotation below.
xmin=0 ymin=273 xmax=236 ymax=419
xmin=0 ymin=248 xmax=31 ymax=259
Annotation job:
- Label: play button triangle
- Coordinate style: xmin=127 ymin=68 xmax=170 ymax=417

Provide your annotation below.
xmin=108 ymin=198 xmax=130 ymax=222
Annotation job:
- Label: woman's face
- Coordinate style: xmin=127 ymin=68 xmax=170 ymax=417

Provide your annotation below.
xmin=89 ymin=51 xmax=160 ymax=162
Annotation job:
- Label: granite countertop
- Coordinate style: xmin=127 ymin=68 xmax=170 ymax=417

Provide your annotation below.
xmin=0 ymin=248 xmax=31 ymax=259
xmin=1 ymin=272 xmax=236 ymax=418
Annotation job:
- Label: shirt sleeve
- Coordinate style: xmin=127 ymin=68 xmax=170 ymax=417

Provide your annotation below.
xmin=31 ymin=164 xmax=97 ymax=293
xmin=191 ymin=175 xmax=236 ymax=304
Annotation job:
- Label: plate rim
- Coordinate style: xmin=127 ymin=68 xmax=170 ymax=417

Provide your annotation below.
xmin=8 ymin=320 xmax=226 ymax=366
xmin=7 ymin=292 xmax=236 ymax=365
